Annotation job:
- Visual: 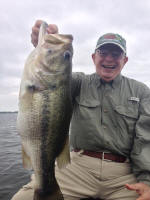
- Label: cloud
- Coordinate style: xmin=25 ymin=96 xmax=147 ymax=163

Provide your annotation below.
xmin=1 ymin=0 xmax=150 ymax=111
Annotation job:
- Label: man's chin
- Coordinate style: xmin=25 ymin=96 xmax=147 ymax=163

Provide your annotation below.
xmin=102 ymin=76 xmax=114 ymax=82
xmin=96 ymin=71 xmax=116 ymax=81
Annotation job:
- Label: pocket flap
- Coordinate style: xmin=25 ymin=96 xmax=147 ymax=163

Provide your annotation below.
xmin=76 ymin=96 xmax=100 ymax=108
xmin=115 ymin=105 xmax=138 ymax=119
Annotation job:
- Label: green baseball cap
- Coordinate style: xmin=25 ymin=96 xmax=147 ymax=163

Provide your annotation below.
xmin=95 ymin=33 xmax=126 ymax=53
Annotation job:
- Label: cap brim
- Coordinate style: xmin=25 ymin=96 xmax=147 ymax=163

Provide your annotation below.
xmin=96 ymin=41 xmax=126 ymax=53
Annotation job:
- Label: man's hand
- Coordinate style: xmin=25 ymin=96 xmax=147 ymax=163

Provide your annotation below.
xmin=125 ymin=182 xmax=150 ymax=200
xmin=31 ymin=20 xmax=58 ymax=47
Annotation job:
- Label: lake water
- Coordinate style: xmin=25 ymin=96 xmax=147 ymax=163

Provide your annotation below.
xmin=0 ymin=113 xmax=31 ymax=200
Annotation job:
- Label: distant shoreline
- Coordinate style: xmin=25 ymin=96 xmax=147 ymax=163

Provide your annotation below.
xmin=0 ymin=111 xmax=18 ymax=114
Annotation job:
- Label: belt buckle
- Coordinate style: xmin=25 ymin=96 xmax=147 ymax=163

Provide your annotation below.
xmin=77 ymin=149 xmax=84 ymax=156
xmin=102 ymin=152 xmax=111 ymax=162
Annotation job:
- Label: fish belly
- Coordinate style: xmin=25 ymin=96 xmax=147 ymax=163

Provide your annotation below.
xmin=17 ymin=87 xmax=71 ymax=199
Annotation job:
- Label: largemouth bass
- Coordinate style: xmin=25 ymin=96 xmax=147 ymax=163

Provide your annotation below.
xmin=17 ymin=22 xmax=73 ymax=200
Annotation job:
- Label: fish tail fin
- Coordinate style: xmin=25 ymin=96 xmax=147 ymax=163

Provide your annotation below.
xmin=56 ymin=136 xmax=70 ymax=169
xmin=33 ymin=188 xmax=64 ymax=200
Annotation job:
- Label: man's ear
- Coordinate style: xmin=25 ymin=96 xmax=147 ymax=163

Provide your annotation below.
xmin=92 ymin=53 xmax=96 ymax=63
xmin=124 ymin=56 xmax=128 ymax=65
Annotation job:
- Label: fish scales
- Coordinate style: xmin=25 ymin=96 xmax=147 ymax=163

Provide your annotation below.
xmin=17 ymin=22 xmax=73 ymax=200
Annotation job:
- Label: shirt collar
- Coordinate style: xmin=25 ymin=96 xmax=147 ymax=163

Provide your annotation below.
xmin=112 ymin=74 xmax=122 ymax=88
xmin=94 ymin=73 xmax=122 ymax=88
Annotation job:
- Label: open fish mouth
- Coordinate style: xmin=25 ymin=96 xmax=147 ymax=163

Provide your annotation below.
xmin=49 ymin=70 xmax=65 ymax=75
xmin=41 ymin=69 xmax=64 ymax=75
xmin=102 ymin=65 xmax=116 ymax=69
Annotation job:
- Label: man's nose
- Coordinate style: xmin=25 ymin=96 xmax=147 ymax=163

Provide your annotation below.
xmin=104 ymin=53 xmax=114 ymax=61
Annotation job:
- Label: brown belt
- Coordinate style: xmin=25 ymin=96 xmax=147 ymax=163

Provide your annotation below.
xmin=74 ymin=149 xmax=126 ymax=163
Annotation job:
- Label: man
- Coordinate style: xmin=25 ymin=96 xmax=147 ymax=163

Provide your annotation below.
xmin=12 ymin=20 xmax=150 ymax=200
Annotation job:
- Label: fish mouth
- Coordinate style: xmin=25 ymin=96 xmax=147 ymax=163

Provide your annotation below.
xmin=42 ymin=70 xmax=64 ymax=75
xmin=49 ymin=70 xmax=64 ymax=75
xmin=102 ymin=65 xmax=116 ymax=69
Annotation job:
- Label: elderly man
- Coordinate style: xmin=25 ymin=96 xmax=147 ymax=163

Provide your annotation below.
xmin=12 ymin=20 xmax=150 ymax=200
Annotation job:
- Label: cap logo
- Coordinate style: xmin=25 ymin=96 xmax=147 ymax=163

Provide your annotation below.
xmin=103 ymin=34 xmax=116 ymax=40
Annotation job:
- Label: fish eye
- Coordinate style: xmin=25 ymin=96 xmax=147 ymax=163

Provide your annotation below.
xmin=27 ymin=85 xmax=36 ymax=92
xmin=64 ymin=51 xmax=71 ymax=60
xmin=47 ymin=48 xmax=52 ymax=54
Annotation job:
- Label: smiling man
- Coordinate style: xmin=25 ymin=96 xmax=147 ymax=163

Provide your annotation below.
xmin=92 ymin=33 xmax=128 ymax=82
xmin=12 ymin=21 xmax=150 ymax=200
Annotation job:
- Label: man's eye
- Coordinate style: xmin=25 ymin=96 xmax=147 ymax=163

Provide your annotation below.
xmin=100 ymin=51 xmax=106 ymax=55
xmin=97 ymin=49 xmax=122 ymax=58
xmin=112 ymin=52 xmax=121 ymax=58
xmin=99 ymin=50 xmax=108 ymax=56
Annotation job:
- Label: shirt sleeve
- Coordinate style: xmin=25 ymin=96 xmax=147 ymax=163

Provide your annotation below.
xmin=130 ymin=85 xmax=150 ymax=186
xmin=71 ymin=72 xmax=85 ymax=102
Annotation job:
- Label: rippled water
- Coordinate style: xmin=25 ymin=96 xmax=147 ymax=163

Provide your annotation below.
xmin=0 ymin=113 xmax=31 ymax=200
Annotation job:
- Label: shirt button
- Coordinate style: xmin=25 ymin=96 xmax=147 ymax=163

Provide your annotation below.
xmin=104 ymin=109 xmax=108 ymax=113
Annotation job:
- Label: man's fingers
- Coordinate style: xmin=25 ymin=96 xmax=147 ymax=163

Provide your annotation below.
xmin=31 ymin=22 xmax=41 ymax=47
xmin=32 ymin=27 xmax=40 ymax=36
xmin=31 ymin=20 xmax=59 ymax=47
xmin=126 ymin=183 xmax=150 ymax=199
xmin=125 ymin=184 xmax=141 ymax=194
xmin=31 ymin=20 xmax=44 ymax=47
xmin=34 ymin=20 xmax=43 ymax=28
xmin=136 ymin=197 xmax=144 ymax=200
xmin=47 ymin=24 xmax=59 ymax=34
xmin=31 ymin=34 xmax=38 ymax=47
xmin=125 ymin=183 xmax=137 ymax=190
xmin=136 ymin=198 xmax=143 ymax=200
xmin=136 ymin=194 xmax=150 ymax=200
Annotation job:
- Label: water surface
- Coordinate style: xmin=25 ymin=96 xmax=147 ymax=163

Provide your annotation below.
xmin=0 ymin=113 xmax=31 ymax=200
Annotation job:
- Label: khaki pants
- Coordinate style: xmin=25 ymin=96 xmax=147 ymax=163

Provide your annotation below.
xmin=11 ymin=151 xmax=138 ymax=200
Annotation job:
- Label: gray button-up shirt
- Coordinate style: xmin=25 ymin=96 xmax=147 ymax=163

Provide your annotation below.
xmin=70 ymin=72 xmax=150 ymax=185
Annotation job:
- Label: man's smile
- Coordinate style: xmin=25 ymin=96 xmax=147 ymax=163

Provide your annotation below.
xmin=101 ymin=64 xmax=116 ymax=69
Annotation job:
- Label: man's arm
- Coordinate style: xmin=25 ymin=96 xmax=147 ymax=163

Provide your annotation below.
xmin=126 ymin=85 xmax=150 ymax=200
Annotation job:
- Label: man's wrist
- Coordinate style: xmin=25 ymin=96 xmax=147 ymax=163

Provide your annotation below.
xmin=138 ymin=181 xmax=150 ymax=187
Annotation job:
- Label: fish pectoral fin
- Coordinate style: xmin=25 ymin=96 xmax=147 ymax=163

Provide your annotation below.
xmin=56 ymin=136 xmax=70 ymax=169
xmin=22 ymin=145 xmax=32 ymax=169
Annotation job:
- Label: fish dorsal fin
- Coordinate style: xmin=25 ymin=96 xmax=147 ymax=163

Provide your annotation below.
xmin=37 ymin=21 xmax=48 ymax=47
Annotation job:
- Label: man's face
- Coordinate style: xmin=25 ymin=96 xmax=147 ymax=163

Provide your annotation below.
xmin=92 ymin=44 xmax=128 ymax=82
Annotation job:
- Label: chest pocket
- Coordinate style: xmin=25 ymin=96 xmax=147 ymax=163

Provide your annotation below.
xmin=75 ymin=97 xmax=100 ymax=120
xmin=114 ymin=105 xmax=139 ymax=133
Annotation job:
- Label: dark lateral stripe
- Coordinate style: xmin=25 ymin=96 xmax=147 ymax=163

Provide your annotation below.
xmin=41 ymin=91 xmax=50 ymax=137
xmin=41 ymin=91 xmax=51 ymax=187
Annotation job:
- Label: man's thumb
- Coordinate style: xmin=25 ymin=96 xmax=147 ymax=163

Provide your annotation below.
xmin=125 ymin=183 xmax=138 ymax=191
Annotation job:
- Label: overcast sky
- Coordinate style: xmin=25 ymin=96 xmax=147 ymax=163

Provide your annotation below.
xmin=1 ymin=0 xmax=150 ymax=111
